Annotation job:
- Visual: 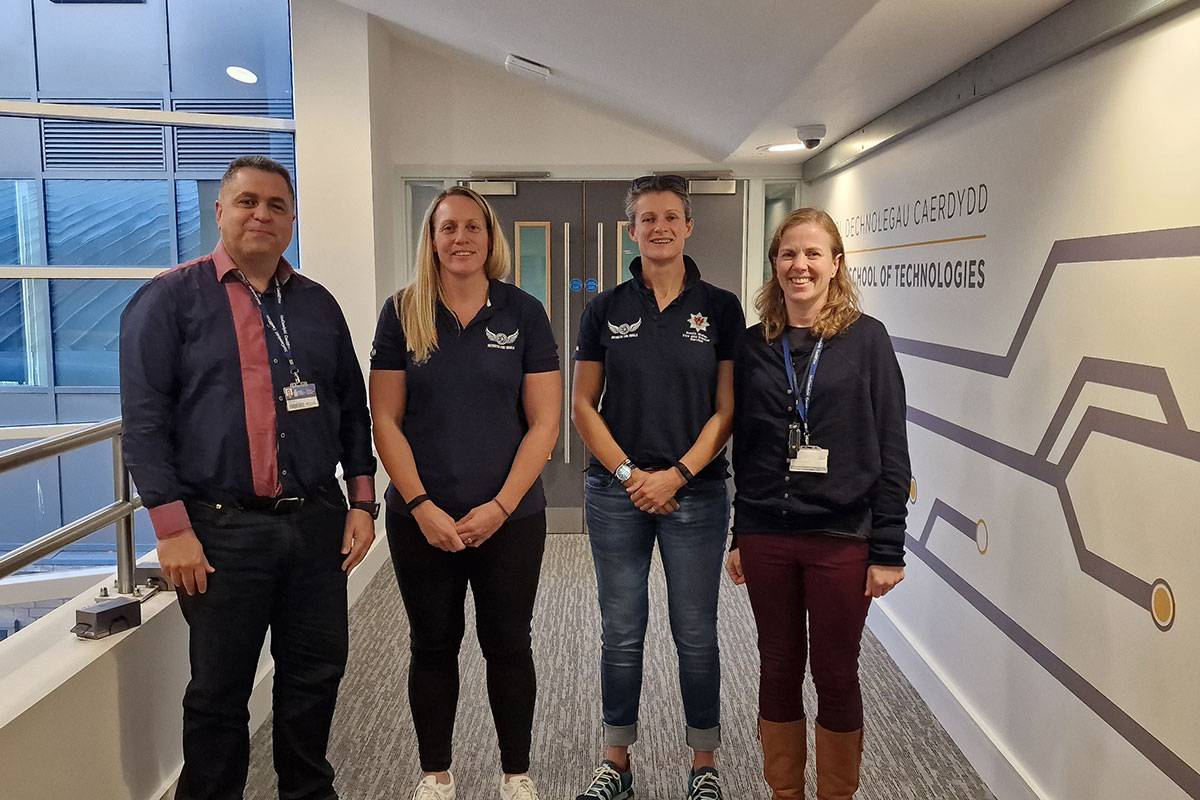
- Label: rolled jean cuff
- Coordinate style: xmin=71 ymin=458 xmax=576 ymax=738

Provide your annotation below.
xmin=603 ymin=721 xmax=638 ymax=747
xmin=686 ymin=724 xmax=721 ymax=752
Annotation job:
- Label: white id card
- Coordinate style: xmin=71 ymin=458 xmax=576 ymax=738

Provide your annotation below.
xmin=788 ymin=446 xmax=829 ymax=473
xmin=284 ymin=382 xmax=319 ymax=412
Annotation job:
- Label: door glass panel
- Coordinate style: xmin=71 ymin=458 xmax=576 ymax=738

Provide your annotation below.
xmin=763 ymin=181 xmax=800 ymax=284
xmin=616 ymin=221 xmax=637 ymax=285
xmin=514 ymin=221 xmax=551 ymax=315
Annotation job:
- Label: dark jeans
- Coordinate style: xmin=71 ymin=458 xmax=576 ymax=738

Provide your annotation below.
xmin=387 ymin=509 xmax=547 ymax=775
xmin=584 ymin=473 xmax=729 ymax=751
xmin=175 ymin=497 xmax=349 ymax=800
xmin=739 ymin=532 xmax=872 ymax=732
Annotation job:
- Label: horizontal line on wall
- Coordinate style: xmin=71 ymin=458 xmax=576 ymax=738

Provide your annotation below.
xmin=845 ymin=233 xmax=986 ymax=255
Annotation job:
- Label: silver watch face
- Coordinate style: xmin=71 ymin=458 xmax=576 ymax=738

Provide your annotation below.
xmin=615 ymin=464 xmax=633 ymax=482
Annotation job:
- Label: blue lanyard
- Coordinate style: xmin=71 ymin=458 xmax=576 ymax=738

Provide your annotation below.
xmin=782 ymin=334 xmax=823 ymax=439
xmin=238 ymin=272 xmax=302 ymax=383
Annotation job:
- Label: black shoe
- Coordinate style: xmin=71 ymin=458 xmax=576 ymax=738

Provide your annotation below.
xmin=576 ymin=760 xmax=633 ymax=800
xmin=686 ymin=766 xmax=722 ymax=800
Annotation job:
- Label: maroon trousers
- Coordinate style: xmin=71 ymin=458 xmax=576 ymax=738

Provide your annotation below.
xmin=739 ymin=532 xmax=872 ymax=732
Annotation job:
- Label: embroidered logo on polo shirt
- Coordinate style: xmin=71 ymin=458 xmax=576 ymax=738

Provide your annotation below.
xmin=485 ymin=327 xmax=519 ymax=350
xmin=607 ymin=318 xmax=642 ymax=340
xmin=683 ymin=312 xmax=711 ymax=343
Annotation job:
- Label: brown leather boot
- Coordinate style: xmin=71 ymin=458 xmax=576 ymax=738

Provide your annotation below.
xmin=758 ymin=717 xmax=806 ymax=799
xmin=815 ymin=724 xmax=863 ymax=799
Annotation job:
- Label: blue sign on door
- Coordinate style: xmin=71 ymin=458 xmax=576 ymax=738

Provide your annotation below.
xmin=584 ymin=278 xmax=598 ymax=293
xmin=570 ymin=278 xmax=583 ymax=293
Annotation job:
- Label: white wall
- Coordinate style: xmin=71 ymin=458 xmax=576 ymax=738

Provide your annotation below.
xmin=381 ymin=31 xmax=773 ymax=177
xmin=805 ymin=8 xmax=1200 ymax=799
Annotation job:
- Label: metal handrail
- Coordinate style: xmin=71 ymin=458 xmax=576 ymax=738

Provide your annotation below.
xmin=0 ymin=417 xmax=141 ymax=592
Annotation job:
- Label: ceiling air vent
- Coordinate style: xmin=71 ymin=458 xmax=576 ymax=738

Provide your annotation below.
xmin=41 ymin=99 xmax=165 ymax=171
xmin=172 ymin=99 xmax=295 ymax=173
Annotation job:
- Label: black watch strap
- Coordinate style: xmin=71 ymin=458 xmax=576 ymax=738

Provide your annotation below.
xmin=404 ymin=493 xmax=431 ymax=513
xmin=673 ymin=461 xmax=694 ymax=483
xmin=349 ymin=500 xmax=380 ymax=519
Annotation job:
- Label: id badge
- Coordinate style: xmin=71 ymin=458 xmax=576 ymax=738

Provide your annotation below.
xmin=789 ymin=446 xmax=829 ymax=474
xmin=284 ymin=382 xmax=319 ymax=412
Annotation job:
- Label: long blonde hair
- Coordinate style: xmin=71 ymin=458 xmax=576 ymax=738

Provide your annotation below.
xmin=755 ymin=207 xmax=861 ymax=342
xmin=396 ymin=187 xmax=512 ymax=363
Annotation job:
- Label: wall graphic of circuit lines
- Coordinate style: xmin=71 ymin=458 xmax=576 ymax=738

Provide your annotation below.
xmin=895 ymin=226 xmax=1200 ymax=797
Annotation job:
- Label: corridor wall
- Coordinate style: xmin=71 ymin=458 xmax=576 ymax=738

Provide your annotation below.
xmin=804 ymin=7 xmax=1199 ymax=799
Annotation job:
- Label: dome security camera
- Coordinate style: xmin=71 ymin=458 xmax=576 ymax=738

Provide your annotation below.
xmin=795 ymin=124 xmax=827 ymax=149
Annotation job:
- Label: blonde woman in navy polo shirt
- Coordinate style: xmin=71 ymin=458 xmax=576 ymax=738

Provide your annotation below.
xmin=726 ymin=208 xmax=909 ymax=799
xmin=369 ymin=186 xmax=561 ymax=800
xmin=571 ymin=175 xmax=744 ymax=800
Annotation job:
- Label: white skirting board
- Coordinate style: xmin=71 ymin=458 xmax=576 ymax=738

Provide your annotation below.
xmin=866 ymin=602 xmax=1046 ymax=800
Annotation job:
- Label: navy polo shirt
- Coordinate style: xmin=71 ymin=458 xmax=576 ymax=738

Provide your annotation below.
xmin=370 ymin=279 xmax=560 ymax=520
xmin=574 ymin=256 xmax=744 ymax=481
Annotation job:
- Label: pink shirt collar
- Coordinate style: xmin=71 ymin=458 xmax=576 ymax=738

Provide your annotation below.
xmin=212 ymin=239 xmax=295 ymax=285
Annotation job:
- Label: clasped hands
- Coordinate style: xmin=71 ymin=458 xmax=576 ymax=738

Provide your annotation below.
xmin=415 ymin=499 xmax=508 ymax=552
xmin=625 ymin=467 xmax=684 ymax=515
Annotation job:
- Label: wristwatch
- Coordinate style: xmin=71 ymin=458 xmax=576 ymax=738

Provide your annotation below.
xmin=349 ymin=501 xmax=381 ymax=519
xmin=613 ymin=459 xmax=635 ymax=482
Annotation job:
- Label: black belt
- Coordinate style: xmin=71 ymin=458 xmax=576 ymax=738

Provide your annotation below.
xmin=203 ymin=496 xmax=308 ymax=514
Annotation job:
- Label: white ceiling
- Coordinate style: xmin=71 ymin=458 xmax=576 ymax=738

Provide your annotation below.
xmin=340 ymin=0 xmax=1068 ymax=164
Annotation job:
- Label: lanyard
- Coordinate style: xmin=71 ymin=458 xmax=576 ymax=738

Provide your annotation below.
xmin=782 ymin=334 xmax=824 ymax=442
xmin=238 ymin=272 xmax=302 ymax=383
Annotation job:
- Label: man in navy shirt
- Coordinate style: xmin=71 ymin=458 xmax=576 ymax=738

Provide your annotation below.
xmin=120 ymin=155 xmax=377 ymax=800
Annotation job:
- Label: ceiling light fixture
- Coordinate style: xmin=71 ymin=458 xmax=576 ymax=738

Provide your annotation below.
xmin=226 ymin=66 xmax=259 ymax=84
xmin=758 ymin=124 xmax=828 ymax=154
xmin=504 ymin=54 xmax=551 ymax=80
xmin=764 ymin=143 xmax=807 ymax=152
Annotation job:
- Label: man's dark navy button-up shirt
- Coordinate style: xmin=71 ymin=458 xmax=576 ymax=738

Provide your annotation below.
xmin=119 ymin=242 xmax=376 ymax=538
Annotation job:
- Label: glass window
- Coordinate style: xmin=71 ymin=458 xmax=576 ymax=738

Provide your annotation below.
xmin=34 ymin=0 xmax=166 ymax=97
xmin=167 ymin=0 xmax=293 ymax=106
xmin=0 ymin=280 xmax=28 ymax=385
xmin=0 ymin=3 xmax=36 ymax=97
xmin=176 ymin=179 xmax=299 ymax=267
xmin=50 ymin=278 xmax=143 ymax=386
xmin=0 ymin=180 xmax=43 ymax=265
xmin=45 ymin=180 xmax=173 ymax=267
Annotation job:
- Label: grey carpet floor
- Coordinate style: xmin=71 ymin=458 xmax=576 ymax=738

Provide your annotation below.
xmin=245 ymin=535 xmax=994 ymax=800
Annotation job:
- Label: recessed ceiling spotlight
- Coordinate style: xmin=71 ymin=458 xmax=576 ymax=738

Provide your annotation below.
xmin=226 ymin=66 xmax=259 ymax=84
xmin=504 ymin=54 xmax=551 ymax=80
xmin=761 ymin=143 xmax=807 ymax=153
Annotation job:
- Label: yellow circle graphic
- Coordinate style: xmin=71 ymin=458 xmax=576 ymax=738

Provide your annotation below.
xmin=975 ymin=519 xmax=988 ymax=554
xmin=1151 ymin=579 xmax=1174 ymax=631
xmin=908 ymin=478 xmax=918 ymax=504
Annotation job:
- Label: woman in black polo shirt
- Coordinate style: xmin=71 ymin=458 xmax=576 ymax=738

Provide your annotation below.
xmin=726 ymin=208 xmax=909 ymax=800
xmin=571 ymin=175 xmax=744 ymax=800
xmin=370 ymin=186 xmax=561 ymax=800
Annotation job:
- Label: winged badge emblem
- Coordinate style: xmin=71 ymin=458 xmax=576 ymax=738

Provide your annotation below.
xmin=608 ymin=318 xmax=643 ymax=336
xmin=485 ymin=327 xmax=520 ymax=346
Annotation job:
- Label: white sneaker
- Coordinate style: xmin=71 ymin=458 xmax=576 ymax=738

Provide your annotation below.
xmin=412 ymin=772 xmax=456 ymax=800
xmin=499 ymin=773 xmax=540 ymax=800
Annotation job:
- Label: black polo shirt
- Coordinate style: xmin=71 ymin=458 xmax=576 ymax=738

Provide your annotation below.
xmin=574 ymin=256 xmax=744 ymax=481
xmin=370 ymin=279 xmax=559 ymax=520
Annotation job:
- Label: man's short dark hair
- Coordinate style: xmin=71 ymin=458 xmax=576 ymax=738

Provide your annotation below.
xmin=221 ymin=155 xmax=295 ymax=203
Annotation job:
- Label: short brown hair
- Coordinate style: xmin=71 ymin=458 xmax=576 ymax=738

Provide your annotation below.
xmin=220 ymin=155 xmax=295 ymax=203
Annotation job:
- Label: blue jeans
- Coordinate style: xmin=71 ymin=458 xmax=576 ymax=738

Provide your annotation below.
xmin=585 ymin=470 xmax=730 ymax=752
